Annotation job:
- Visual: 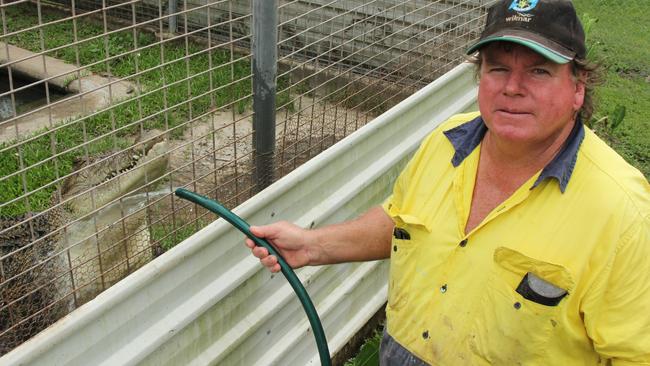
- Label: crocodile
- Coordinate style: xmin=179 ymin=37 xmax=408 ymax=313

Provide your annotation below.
xmin=1 ymin=131 xmax=169 ymax=355
xmin=0 ymin=213 xmax=57 ymax=356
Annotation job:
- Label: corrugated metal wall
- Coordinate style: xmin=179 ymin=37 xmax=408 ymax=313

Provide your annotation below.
xmin=2 ymin=62 xmax=478 ymax=366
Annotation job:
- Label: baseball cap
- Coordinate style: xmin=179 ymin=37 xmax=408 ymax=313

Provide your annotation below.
xmin=466 ymin=0 xmax=586 ymax=64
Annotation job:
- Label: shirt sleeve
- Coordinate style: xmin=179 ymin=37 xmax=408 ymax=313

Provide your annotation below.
xmin=582 ymin=215 xmax=650 ymax=365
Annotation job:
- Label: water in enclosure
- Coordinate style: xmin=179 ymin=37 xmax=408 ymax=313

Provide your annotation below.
xmin=0 ymin=69 xmax=70 ymax=122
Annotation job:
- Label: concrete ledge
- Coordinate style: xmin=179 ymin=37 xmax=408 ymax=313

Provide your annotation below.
xmin=0 ymin=42 xmax=134 ymax=144
xmin=1 ymin=42 xmax=90 ymax=90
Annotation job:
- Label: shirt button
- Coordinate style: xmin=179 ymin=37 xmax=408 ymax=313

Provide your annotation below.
xmin=440 ymin=284 xmax=448 ymax=293
xmin=459 ymin=239 xmax=468 ymax=247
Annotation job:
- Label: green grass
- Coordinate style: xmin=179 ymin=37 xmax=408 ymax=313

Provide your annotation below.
xmin=151 ymin=217 xmax=209 ymax=252
xmin=0 ymin=3 xmax=253 ymax=216
xmin=574 ymin=0 xmax=650 ymax=177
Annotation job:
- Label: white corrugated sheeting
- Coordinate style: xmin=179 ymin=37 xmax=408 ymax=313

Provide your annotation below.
xmin=1 ymin=62 xmax=477 ymax=366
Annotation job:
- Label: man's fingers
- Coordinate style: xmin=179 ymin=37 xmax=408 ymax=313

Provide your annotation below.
xmin=252 ymin=246 xmax=269 ymax=259
xmin=251 ymin=246 xmax=281 ymax=270
xmin=250 ymin=222 xmax=289 ymax=240
xmin=245 ymin=238 xmax=255 ymax=249
xmin=249 ymin=225 xmax=269 ymax=238
xmin=261 ymin=254 xmax=278 ymax=268
xmin=246 ymin=222 xmax=299 ymax=272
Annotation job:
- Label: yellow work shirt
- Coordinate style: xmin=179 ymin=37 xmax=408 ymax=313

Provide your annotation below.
xmin=382 ymin=112 xmax=650 ymax=365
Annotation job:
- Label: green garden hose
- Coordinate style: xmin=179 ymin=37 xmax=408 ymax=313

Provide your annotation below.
xmin=174 ymin=188 xmax=331 ymax=366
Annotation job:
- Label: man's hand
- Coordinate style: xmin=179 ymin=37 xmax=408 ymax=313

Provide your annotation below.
xmin=245 ymin=206 xmax=394 ymax=273
xmin=245 ymin=221 xmax=316 ymax=273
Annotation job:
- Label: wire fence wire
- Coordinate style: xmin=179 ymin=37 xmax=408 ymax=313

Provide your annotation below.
xmin=0 ymin=0 xmax=491 ymax=354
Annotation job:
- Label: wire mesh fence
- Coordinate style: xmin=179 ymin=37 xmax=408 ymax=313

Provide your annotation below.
xmin=0 ymin=0 xmax=492 ymax=354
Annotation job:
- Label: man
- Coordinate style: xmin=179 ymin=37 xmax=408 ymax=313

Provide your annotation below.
xmin=246 ymin=0 xmax=650 ymax=364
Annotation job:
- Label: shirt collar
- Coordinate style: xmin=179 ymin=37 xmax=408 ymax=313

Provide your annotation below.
xmin=443 ymin=116 xmax=585 ymax=193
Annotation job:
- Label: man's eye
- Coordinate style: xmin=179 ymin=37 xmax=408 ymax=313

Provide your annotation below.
xmin=532 ymin=68 xmax=551 ymax=75
xmin=489 ymin=67 xmax=508 ymax=73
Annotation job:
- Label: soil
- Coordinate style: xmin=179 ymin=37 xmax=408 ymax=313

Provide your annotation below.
xmin=167 ymin=95 xmax=375 ymax=206
xmin=142 ymin=95 xmax=376 ymax=253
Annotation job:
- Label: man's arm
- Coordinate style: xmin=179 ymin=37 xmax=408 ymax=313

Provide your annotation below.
xmin=245 ymin=205 xmax=394 ymax=272
xmin=583 ymin=217 xmax=650 ymax=365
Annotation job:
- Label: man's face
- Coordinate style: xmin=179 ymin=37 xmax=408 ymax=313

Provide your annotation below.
xmin=478 ymin=42 xmax=585 ymax=147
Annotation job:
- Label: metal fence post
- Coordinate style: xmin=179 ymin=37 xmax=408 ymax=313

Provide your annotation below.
xmin=252 ymin=0 xmax=277 ymax=191
xmin=168 ymin=0 xmax=177 ymax=34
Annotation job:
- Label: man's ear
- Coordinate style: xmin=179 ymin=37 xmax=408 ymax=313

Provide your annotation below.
xmin=573 ymin=77 xmax=586 ymax=111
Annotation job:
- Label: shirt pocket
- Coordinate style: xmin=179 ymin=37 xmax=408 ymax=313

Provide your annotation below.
xmin=387 ymin=212 xmax=429 ymax=311
xmin=469 ymin=247 xmax=575 ymax=364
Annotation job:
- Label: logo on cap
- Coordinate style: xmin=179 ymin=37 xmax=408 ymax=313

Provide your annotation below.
xmin=508 ymin=0 xmax=539 ymax=12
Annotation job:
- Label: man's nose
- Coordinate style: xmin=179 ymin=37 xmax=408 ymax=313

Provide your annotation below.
xmin=503 ymin=71 xmax=525 ymax=96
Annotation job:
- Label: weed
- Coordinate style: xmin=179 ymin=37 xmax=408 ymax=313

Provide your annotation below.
xmin=344 ymin=326 xmax=382 ymax=366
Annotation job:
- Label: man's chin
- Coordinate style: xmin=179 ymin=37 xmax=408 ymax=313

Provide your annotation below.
xmin=486 ymin=125 xmax=535 ymax=144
